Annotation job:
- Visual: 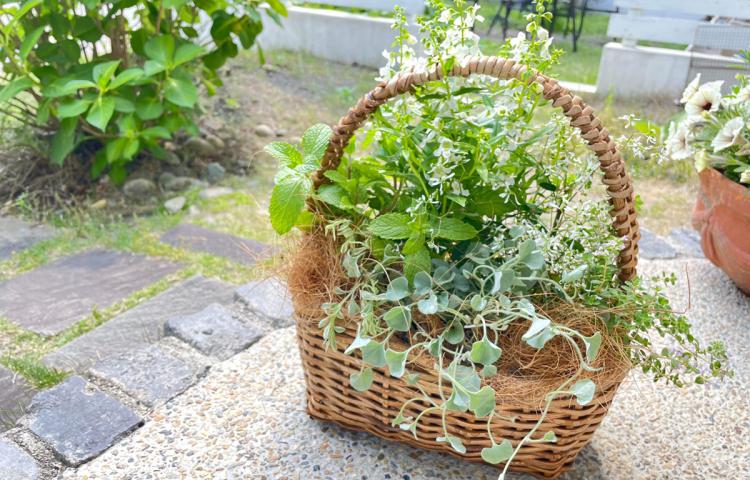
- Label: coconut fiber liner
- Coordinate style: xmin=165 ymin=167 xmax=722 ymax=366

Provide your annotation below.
xmin=288 ymin=56 xmax=639 ymax=479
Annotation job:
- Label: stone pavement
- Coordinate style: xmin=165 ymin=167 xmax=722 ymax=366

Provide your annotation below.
xmin=63 ymin=256 xmax=749 ymax=480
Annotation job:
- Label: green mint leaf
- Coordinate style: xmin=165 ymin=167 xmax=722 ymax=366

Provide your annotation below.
xmin=368 ymin=213 xmax=412 ymax=239
xmin=434 ymin=217 xmax=478 ymax=241
xmin=264 ymin=141 xmax=301 ymax=167
xmin=269 ymin=174 xmax=312 ymax=234
xmin=301 ymin=123 xmax=332 ymax=163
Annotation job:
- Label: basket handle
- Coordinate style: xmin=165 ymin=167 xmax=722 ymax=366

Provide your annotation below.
xmin=311 ymin=55 xmax=640 ymax=281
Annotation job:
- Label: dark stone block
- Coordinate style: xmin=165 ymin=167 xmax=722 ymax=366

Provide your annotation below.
xmin=0 ymin=366 xmax=36 ymax=432
xmin=668 ymin=227 xmax=705 ymax=258
xmin=0 ymin=250 xmax=180 ymax=335
xmin=161 ymin=224 xmax=271 ymax=265
xmin=639 ymin=228 xmax=677 ymax=260
xmin=26 ymin=376 xmax=142 ymax=466
xmin=0 ymin=440 xmax=38 ymax=480
xmin=0 ymin=216 xmax=53 ymax=261
xmin=234 ymin=278 xmax=294 ymax=327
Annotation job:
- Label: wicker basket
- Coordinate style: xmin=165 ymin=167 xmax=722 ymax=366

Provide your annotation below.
xmin=293 ymin=56 xmax=641 ymax=479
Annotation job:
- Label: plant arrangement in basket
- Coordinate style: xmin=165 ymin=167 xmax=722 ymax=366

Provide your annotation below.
xmin=666 ymin=62 xmax=750 ymax=184
xmin=267 ymin=1 xmax=731 ymax=476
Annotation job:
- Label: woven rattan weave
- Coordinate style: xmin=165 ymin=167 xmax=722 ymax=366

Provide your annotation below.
xmin=294 ymin=56 xmax=640 ymax=479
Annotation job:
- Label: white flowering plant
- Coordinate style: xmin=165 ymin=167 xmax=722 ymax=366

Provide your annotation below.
xmin=666 ymin=65 xmax=750 ymax=185
xmin=266 ymin=1 xmax=730 ymax=476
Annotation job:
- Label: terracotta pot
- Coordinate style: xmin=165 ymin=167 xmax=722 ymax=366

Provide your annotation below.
xmin=692 ymin=168 xmax=750 ymax=295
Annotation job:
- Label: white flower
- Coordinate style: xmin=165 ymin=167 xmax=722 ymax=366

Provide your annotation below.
xmin=711 ymin=117 xmax=747 ymax=152
xmin=685 ymin=81 xmax=724 ymax=118
xmin=667 ymin=123 xmax=692 ymax=160
xmin=741 ymin=170 xmax=750 ymax=184
xmin=728 ymin=84 xmax=750 ymax=105
xmin=438 ymin=9 xmax=451 ymax=23
xmin=680 ymin=74 xmax=701 ymax=104
xmin=694 ymin=150 xmax=710 ymax=172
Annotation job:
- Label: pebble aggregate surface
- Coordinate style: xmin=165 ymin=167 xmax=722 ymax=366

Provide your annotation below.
xmin=65 ymin=258 xmax=749 ymax=479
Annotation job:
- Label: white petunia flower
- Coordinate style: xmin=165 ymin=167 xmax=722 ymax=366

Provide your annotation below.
xmin=667 ymin=123 xmax=692 ymax=160
xmin=685 ymin=81 xmax=724 ymax=118
xmin=680 ymin=74 xmax=701 ymax=104
xmin=741 ymin=170 xmax=750 ymax=184
xmin=711 ymin=117 xmax=747 ymax=152
xmin=728 ymin=84 xmax=750 ymax=105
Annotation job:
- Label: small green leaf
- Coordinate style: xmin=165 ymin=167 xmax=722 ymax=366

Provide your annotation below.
xmin=434 ymin=217 xmax=478 ymax=241
xmin=301 ymin=123 xmax=332 ymax=163
xmin=437 ymin=435 xmax=466 ymax=454
xmin=50 ymin=117 xmax=77 ymax=165
xmin=522 ymin=317 xmax=551 ymax=342
xmin=413 ymin=271 xmax=432 ymax=296
xmin=108 ymin=68 xmax=144 ymax=90
xmin=344 ymin=334 xmax=370 ymax=355
xmin=20 ymin=26 xmax=44 ymax=60
xmin=93 ymin=60 xmax=121 ymax=88
xmin=543 ymin=431 xmax=557 ymax=442
xmin=481 ymin=439 xmax=513 ymax=464
xmin=383 ymin=306 xmax=411 ymax=332
xmin=86 ymin=96 xmax=115 ymax=131
xmin=0 ymin=77 xmax=33 ymax=103
xmin=164 ymin=77 xmax=197 ymax=107
xmin=350 ymin=368 xmax=374 ymax=392
xmin=569 ymin=379 xmax=596 ymax=405
xmin=417 ymin=292 xmax=438 ymax=315
xmin=57 ymin=98 xmax=92 ymax=119
xmin=135 ymin=96 xmax=164 ymax=120
xmin=264 ymin=141 xmax=301 ymax=167
xmin=469 ymin=385 xmax=496 ymax=417
xmin=403 ymin=247 xmax=431 ymax=281
xmin=444 ymin=320 xmax=465 ymax=345
xmin=385 ymin=276 xmax=410 ymax=301
xmin=583 ymin=332 xmax=602 ymax=364
xmin=269 ymin=174 xmax=312 ymax=235
xmin=361 ymin=341 xmax=386 ymax=368
xmin=174 ymin=43 xmax=205 ymax=67
xmin=144 ymin=34 xmax=175 ymax=65
xmin=470 ymin=337 xmax=502 ymax=366
xmin=368 ymin=213 xmax=412 ymax=240
xmin=445 ymin=388 xmax=470 ymax=412
xmin=561 ymin=265 xmax=588 ymax=283
xmin=317 ymin=184 xmax=350 ymax=209
xmin=385 ymin=349 xmax=408 ymax=378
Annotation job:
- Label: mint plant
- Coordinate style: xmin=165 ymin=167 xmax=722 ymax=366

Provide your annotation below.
xmin=268 ymin=1 xmax=731 ymax=476
xmin=0 ymin=0 xmax=287 ymax=181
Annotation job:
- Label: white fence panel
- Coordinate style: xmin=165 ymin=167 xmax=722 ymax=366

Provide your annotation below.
xmin=615 ymin=0 xmax=750 ymax=19
xmin=293 ymin=0 xmax=424 ymax=15
xmin=608 ymin=15 xmax=701 ymax=44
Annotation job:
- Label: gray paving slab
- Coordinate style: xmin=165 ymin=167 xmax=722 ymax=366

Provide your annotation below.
xmin=638 ymin=228 xmax=677 ymax=260
xmin=165 ymin=303 xmax=262 ymax=360
xmin=0 ymin=250 xmax=180 ymax=335
xmin=0 ymin=439 xmax=38 ymax=480
xmin=667 ymin=227 xmax=704 ymax=258
xmin=161 ymin=223 xmax=271 ymax=265
xmin=43 ymin=276 xmax=235 ymax=372
xmin=0 ymin=366 xmax=36 ymax=432
xmin=26 ymin=376 xmax=142 ymax=466
xmin=234 ymin=278 xmax=294 ymax=327
xmin=67 ymin=258 xmax=750 ymax=480
xmin=0 ymin=216 xmax=54 ymax=261
xmin=89 ymin=344 xmax=203 ymax=407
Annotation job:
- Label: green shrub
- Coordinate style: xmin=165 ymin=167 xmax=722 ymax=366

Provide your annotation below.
xmin=0 ymin=0 xmax=287 ymax=181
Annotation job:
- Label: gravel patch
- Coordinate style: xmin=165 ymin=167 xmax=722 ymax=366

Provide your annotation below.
xmin=66 ymin=258 xmax=749 ymax=479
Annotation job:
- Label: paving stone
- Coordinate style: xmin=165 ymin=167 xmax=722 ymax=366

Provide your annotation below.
xmin=668 ymin=227 xmax=705 ymax=258
xmin=43 ymin=276 xmax=234 ymax=372
xmin=0 ymin=216 xmax=54 ymax=261
xmin=0 ymin=439 xmax=38 ymax=480
xmin=165 ymin=303 xmax=262 ymax=360
xmin=0 ymin=366 xmax=36 ymax=432
xmin=0 ymin=250 xmax=180 ymax=336
xmin=638 ymin=228 xmax=677 ymax=260
xmin=234 ymin=278 xmax=294 ymax=327
xmin=89 ymin=344 xmax=202 ymax=407
xmin=161 ymin=223 xmax=272 ymax=265
xmin=26 ymin=376 xmax=142 ymax=466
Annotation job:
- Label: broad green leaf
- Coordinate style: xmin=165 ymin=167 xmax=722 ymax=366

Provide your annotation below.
xmin=44 ymin=79 xmax=97 ymax=98
xmin=445 ymin=388 xmax=470 ymax=412
xmin=135 ymin=96 xmax=164 ymax=120
xmin=385 ymin=349 xmax=408 ymax=378
xmin=444 ymin=320 xmax=465 ymax=345
xmin=583 ymin=332 xmax=602 ymax=364
xmin=301 ymin=123 xmax=332 ymax=163
xmin=143 ymin=60 xmax=166 ymax=76
xmin=385 ymin=276 xmax=410 ymax=301
xmin=164 ymin=77 xmax=197 ymax=107
xmin=113 ymin=97 xmax=135 ymax=113
xmin=140 ymin=126 xmax=171 ymax=140
xmin=434 ymin=217 xmax=478 ymax=241
xmin=20 ymin=26 xmax=44 ymax=60
xmin=105 ymin=136 xmax=139 ymax=163
xmin=469 ymin=385 xmax=496 ymax=417
xmin=481 ymin=439 xmax=513 ymax=464
xmin=454 ymin=364 xmax=481 ymax=392
xmin=413 ymin=271 xmax=432 ymax=295
xmin=361 ymin=341 xmax=386 ymax=368
xmin=50 ymin=117 xmax=77 ymax=165
xmin=522 ymin=317 xmax=551 ymax=341
xmin=344 ymin=334 xmax=370 ymax=355
xmin=383 ymin=306 xmax=411 ymax=332
xmin=93 ymin=60 xmax=121 ymax=88
xmin=525 ymin=327 xmax=556 ymax=349
xmin=86 ymin=96 xmax=116 ymax=131
xmin=470 ymin=337 xmax=502 ymax=366
xmin=437 ymin=435 xmax=466 ymax=454
xmin=569 ymin=379 xmax=596 ymax=405
xmin=481 ymin=364 xmax=498 ymax=378
xmin=174 ymin=43 xmax=205 ymax=67
xmin=317 ymin=184 xmax=350 ymax=209
xmin=108 ymin=68 xmax=144 ymax=90
xmin=350 ymin=368 xmax=374 ymax=392
xmin=417 ymin=292 xmax=438 ymax=315
xmin=269 ymin=174 xmax=312 ymax=235
xmin=264 ymin=141 xmax=301 ymax=166
xmin=0 ymin=77 xmax=33 ymax=103
xmin=403 ymin=246 xmax=431 ymax=281
xmin=368 ymin=213 xmax=412 ymax=240
xmin=57 ymin=98 xmax=91 ymax=118
xmin=144 ymin=35 xmax=175 ymax=65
